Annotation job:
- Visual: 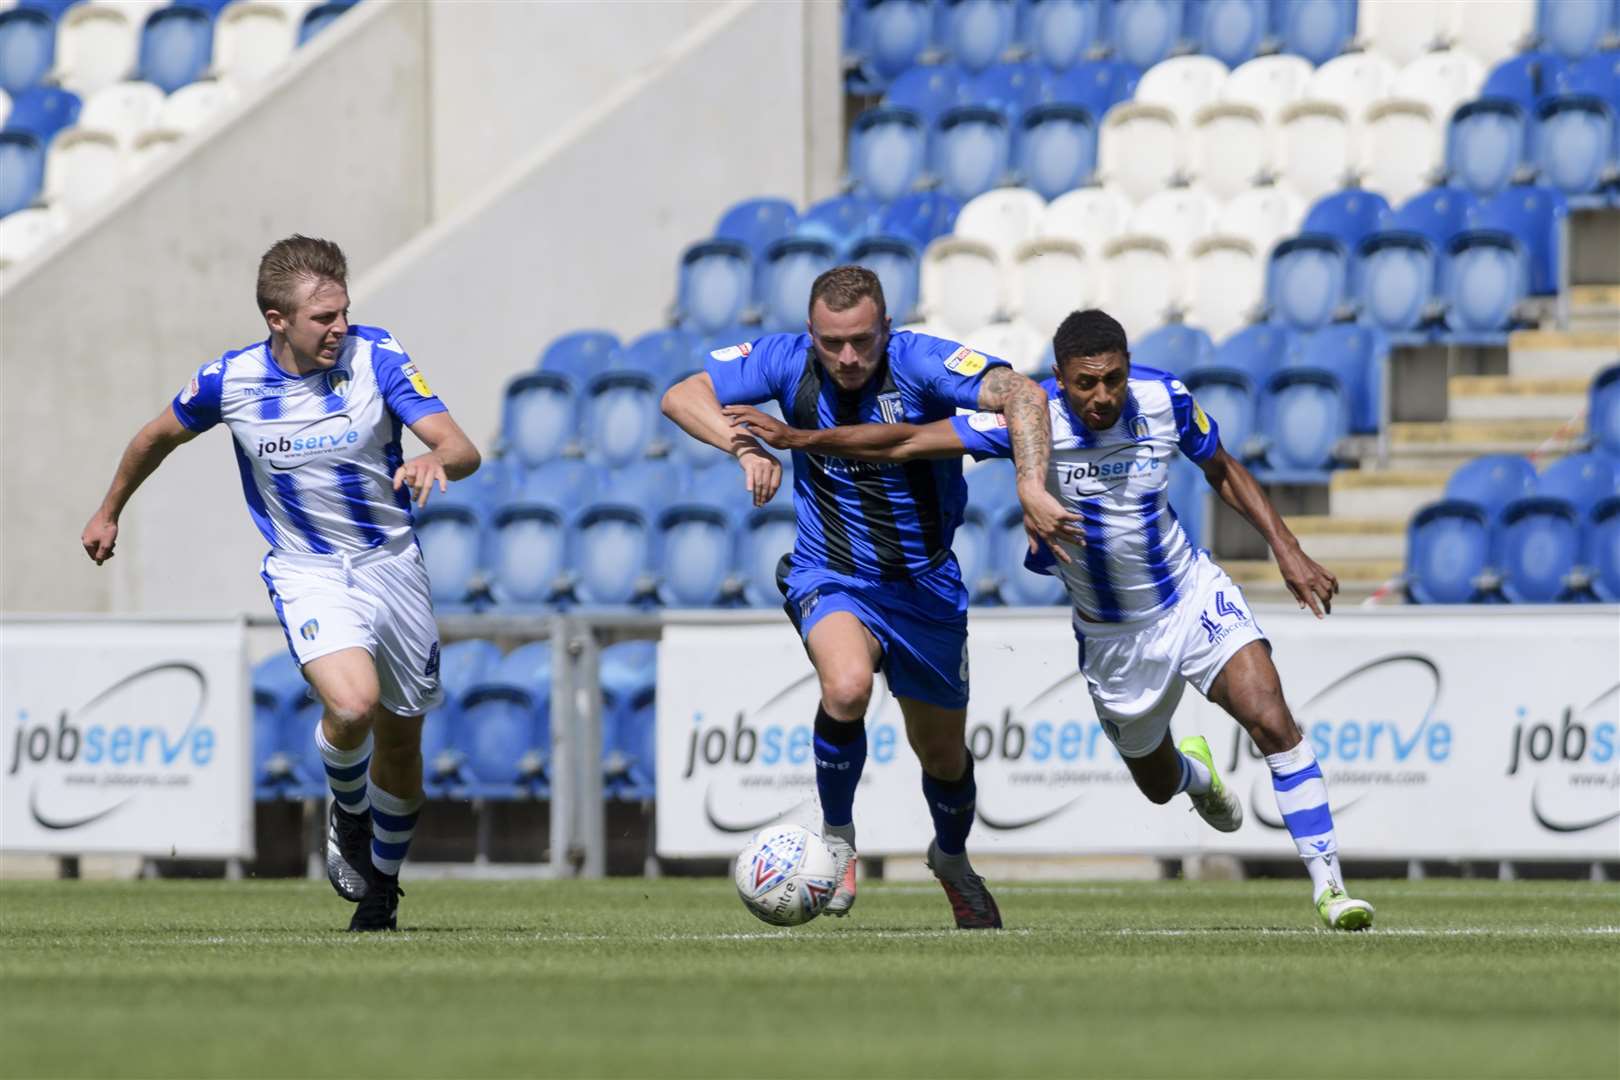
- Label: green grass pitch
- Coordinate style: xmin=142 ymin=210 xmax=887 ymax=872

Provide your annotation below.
xmin=2 ymin=878 xmax=1616 ymax=1078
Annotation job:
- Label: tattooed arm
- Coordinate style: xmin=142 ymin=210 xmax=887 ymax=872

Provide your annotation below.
xmin=974 ymin=366 xmax=1082 ymax=559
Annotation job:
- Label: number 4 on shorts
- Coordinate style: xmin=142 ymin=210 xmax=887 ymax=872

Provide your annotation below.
xmin=1214 ymin=591 xmax=1244 ymax=620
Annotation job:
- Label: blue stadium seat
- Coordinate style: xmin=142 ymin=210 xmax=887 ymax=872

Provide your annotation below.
xmin=419 ymin=638 xmax=502 ymax=797
xmin=282 ymin=685 xmax=327 ymax=799
xmin=581 ymin=370 xmax=661 ymax=468
xmin=416 ymin=504 xmax=485 ymax=610
xmin=1496 ymin=498 xmax=1584 ymax=601
xmin=1016 ymin=102 xmax=1097 ymax=198
xmin=885 ymin=63 xmax=968 ymax=124
xmin=1588 ymin=497 xmax=1620 ymax=601
xmin=995 ymin=502 xmax=1067 ymax=604
xmin=139 ymin=5 xmax=215 ymax=93
xmin=1533 ymin=451 xmax=1620 ymax=516
xmin=1207 ymin=323 xmax=1296 ymax=388
xmin=848 ymin=234 xmax=921 ymax=324
xmin=487 ymin=500 xmax=569 ymax=610
xmin=1590 ymin=363 xmax=1620 ymax=457
xmin=438 ymin=639 xmax=504 ymax=712
xmin=455 ymin=641 xmax=551 ymax=798
xmin=1185 ymin=369 xmax=1258 ymax=459
xmin=512 ymin=456 xmax=594 ymax=509
xmin=1026 ymin=0 xmax=1103 ymax=71
xmin=737 ymin=504 xmax=798 ymax=607
xmin=3 ymin=85 xmax=81 ymax=142
xmin=933 ymin=104 xmax=1012 ymax=200
xmin=1469 ymin=185 xmax=1567 ymax=296
xmin=1535 ymin=97 xmax=1617 ymax=203
xmin=1191 ymin=0 xmax=1269 ymax=67
xmin=601 ymin=640 xmax=658 ymax=800
xmin=251 ymin=651 xmax=307 ymax=798
xmin=1259 ymin=368 xmax=1348 ymax=478
xmin=1537 ymin=0 xmax=1615 ymax=59
xmin=569 ymin=464 xmax=671 ymax=607
xmin=0 ymin=130 xmax=44 ymax=217
xmin=945 ymin=0 xmax=1018 ymax=73
xmin=0 ymin=8 xmax=55 ymax=95
xmin=1444 ymin=454 xmax=1537 ymax=518
xmin=1557 ymin=49 xmax=1620 ymax=105
xmin=758 ymin=236 xmax=838 ymax=332
xmin=1133 ymin=323 xmax=1214 ymax=375
xmin=1275 ymin=0 xmax=1354 ymax=65
xmin=1302 ymin=189 xmax=1392 ymax=253
xmin=1044 ymin=57 xmax=1141 ymax=114
xmin=540 ymin=330 xmax=623 ymax=389
xmin=1446 ymin=100 xmax=1531 ymax=197
xmin=964 ymin=460 xmax=1017 ymax=602
xmin=298 ymin=1 xmax=356 ymax=45
xmin=850 ymin=105 xmax=930 ymax=201
xmin=879 ymin=189 xmax=964 ymax=248
xmin=1167 ymin=457 xmax=1208 ymax=550
xmin=966 ymin=61 xmax=1044 ymax=122
xmin=1481 ymin=51 xmax=1566 ymax=110
xmin=1291 ymin=324 xmax=1387 ymax=434
xmin=1386 ymin=186 xmax=1479 ymax=248
xmin=796 ymin=193 xmax=881 ymax=256
xmin=1405 ymin=503 xmax=1493 ymax=603
xmin=624 ymin=329 xmax=698 ymax=387
xmin=655 ymin=492 xmax=738 ymax=608
xmin=1107 ymin=0 xmax=1185 ymax=69
xmin=1266 ymin=235 xmax=1347 ymax=331
xmin=1441 ymin=230 xmax=1527 ymax=340
xmin=953 ymin=500 xmax=994 ymax=604
xmin=501 ymin=372 xmax=575 ymax=468
xmin=1355 ymin=232 xmax=1440 ymax=337
xmin=715 ymin=197 xmax=799 ymax=263
xmin=856 ymin=0 xmax=934 ymax=84
xmin=676 ymin=238 xmax=753 ymax=335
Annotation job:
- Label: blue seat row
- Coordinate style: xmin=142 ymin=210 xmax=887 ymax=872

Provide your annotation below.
xmin=252 ymin=638 xmax=657 ymax=802
xmin=1406 ymin=450 xmax=1620 ymax=604
xmin=0 ymin=83 xmax=79 ymax=216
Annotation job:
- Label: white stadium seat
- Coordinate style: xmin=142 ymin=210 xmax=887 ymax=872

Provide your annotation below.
xmin=1184 ymin=236 xmax=1264 ymax=341
xmin=1099 ymin=236 xmax=1181 ymax=343
xmin=952 ymin=187 xmax=1047 ymax=266
xmin=1097 ymin=102 xmax=1180 ymax=203
xmin=44 ymin=128 xmax=124 ymax=213
xmin=1040 ymin=186 xmax=1132 ymax=251
xmin=1393 ymin=50 xmax=1486 ymax=126
xmin=1219 ymin=186 xmax=1306 ymax=261
xmin=1359 ymin=99 xmax=1442 ymax=205
xmin=1357 ymin=0 xmax=1454 ymax=66
xmin=1448 ymin=0 xmax=1535 ymax=66
xmin=1133 ymin=54 xmax=1230 ymax=129
xmin=1275 ymin=101 xmax=1356 ymax=203
xmin=919 ymin=237 xmax=1005 ymax=337
xmin=50 ymin=3 xmax=140 ymax=96
xmin=214 ymin=2 xmax=298 ymax=84
xmin=1307 ymin=52 xmax=1399 ymax=120
xmin=963 ymin=320 xmax=1047 ymax=375
xmin=1188 ymin=102 xmax=1273 ymax=200
xmin=1128 ymin=187 xmax=1220 ymax=259
xmin=0 ymin=205 xmax=66 ymax=270
xmin=78 ymin=80 xmax=164 ymax=148
xmin=1222 ymin=54 xmax=1315 ymax=125
xmin=129 ymin=128 xmax=182 ymax=171
xmin=1008 ymin=236 xmax=1093 ymax=334
xmin=157 ymin=79 xmax=239 ymax=133
xmin=90 ymin=0 xmax=169 ymax=24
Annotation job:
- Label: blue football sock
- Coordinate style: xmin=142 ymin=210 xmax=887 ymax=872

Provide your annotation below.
xmin=813 ymin=706 xmax=866 ymax=830
xmin=922 ymin=753 xmax=976 ymax=857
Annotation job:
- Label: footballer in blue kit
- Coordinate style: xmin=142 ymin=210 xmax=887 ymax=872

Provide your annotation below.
xmin=730 ymin=310 xmax=1375 ymax=931
xmin=663 ymin=266 xmax=1069 ymax=928
xmin=82 ymin=236 xmax=483 ymax=932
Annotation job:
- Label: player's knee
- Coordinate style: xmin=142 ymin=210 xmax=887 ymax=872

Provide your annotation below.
xmin=1249 ymin=703 xmax=1300 ymax=756
xmin=322 ymin=689 xmax=379 ymax=735
xmin=914 ymin=739 xmax=966 ymax=780
xmin=819 ymin=669 xmax=873 ymax=719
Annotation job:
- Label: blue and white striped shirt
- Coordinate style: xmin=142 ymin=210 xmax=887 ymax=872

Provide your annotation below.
xmin=952 ymin=365 xmax=1221 ymax=624
xmin=171 ymin=325 xmax=446 ymax=555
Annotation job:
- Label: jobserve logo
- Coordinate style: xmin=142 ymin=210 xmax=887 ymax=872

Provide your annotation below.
xmin=7 ymin=662 xmax=215 ymax=830
xmin=255 ymin=414 xmax=359 ymax=471
xmin=1507 ymin=682 xmax=1619 ymax=834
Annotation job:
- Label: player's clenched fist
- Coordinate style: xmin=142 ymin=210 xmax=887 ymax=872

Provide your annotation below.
xmin=736 ymin=445 xmax=781 ymax=508
xmin=81 ymin=514 xmax=119 ymax=565
xmin=393 ymin=452 xmax=449 ymax=508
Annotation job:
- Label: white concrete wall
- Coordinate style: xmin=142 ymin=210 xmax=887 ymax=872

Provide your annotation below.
xmin=0 ymin=0 xmax=842 ymax=616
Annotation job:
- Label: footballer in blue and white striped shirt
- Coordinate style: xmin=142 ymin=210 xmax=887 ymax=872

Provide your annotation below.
xmin=728 ymin=309 xmax=1374 ymax=931
xmin=82 ymin=235 xmax=482 ymax=932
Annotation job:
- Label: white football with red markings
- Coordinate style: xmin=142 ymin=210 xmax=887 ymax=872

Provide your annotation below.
xmin=734 ymin=824 xmax=838 ymax=927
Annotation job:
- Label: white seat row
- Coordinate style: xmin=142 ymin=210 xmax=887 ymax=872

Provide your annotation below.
xmin=1355 ymin=0 xmax=1537 ymax=68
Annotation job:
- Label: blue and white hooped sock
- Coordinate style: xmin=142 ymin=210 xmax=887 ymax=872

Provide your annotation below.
xmin=1265 ymin=740 xmax=1344 ymax=901
xmin=368 ymin=781 xmax=423 ymax=878
xmin=315 ymin=724 xmax=371 ymax=817
xmin=921 ymin=753 xmax=977 ymax=857
xmin=813 ymin=706 xmax=867 ymax=833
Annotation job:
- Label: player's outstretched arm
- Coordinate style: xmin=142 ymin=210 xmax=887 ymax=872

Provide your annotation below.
xmin=1198 ymin=446 xmax=1339 ymax=617
xmin=973 ymin=367 xmax=1081 ymax=562
xmin=396 ymin=412 xmax=483 ymax=509
xmin=81 ymin=405 xmax=200 ymax=565
xmin=662 ymin=373 xmax=780 ymax=507
xmin=724 ymin=405 xmax=966 ymax=460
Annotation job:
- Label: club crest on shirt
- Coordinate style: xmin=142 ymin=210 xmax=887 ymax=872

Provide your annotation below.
xmin=709 ymin=342 xmax=751 ymax=363
xmin=402 ymin=361 xmax=433 ymax=398
xmin=299 ymin=619 xmax=319 ymax=641
xmin=1129 ymin=414 xmax=1151 ymax=440
xmin=326 ymin=369 xmax=350 ymax=398
xmin=944 ymin=346 xmax=987 ymax=376
xmin=877 ymin=392 xmax=904 ymax=424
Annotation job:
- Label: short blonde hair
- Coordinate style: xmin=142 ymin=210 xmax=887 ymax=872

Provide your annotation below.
xmin=809 ymin=264 xmax=887 ymax=323
xmin=256 ymin=235 xmax=347 ymax=315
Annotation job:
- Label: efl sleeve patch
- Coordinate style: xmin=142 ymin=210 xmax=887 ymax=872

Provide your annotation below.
xmin=1192 ymin=400 xmax=1210 ymax=434
xmin=967 ymin=410 xmax=1007 ymax=431
xmin=402 ymin=361 xmax=434 ymax=398
xmin=709 ymin=342 xmax=752 ymax=363
xmin=944 ymin=346 xmax=987 ymax=376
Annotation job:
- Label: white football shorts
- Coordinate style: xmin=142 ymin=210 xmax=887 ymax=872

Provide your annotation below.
xmin=1074 ymin=553 xmax=1266 ymax=758
xmin=261 ymin=535 xmax=443 ymax=717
